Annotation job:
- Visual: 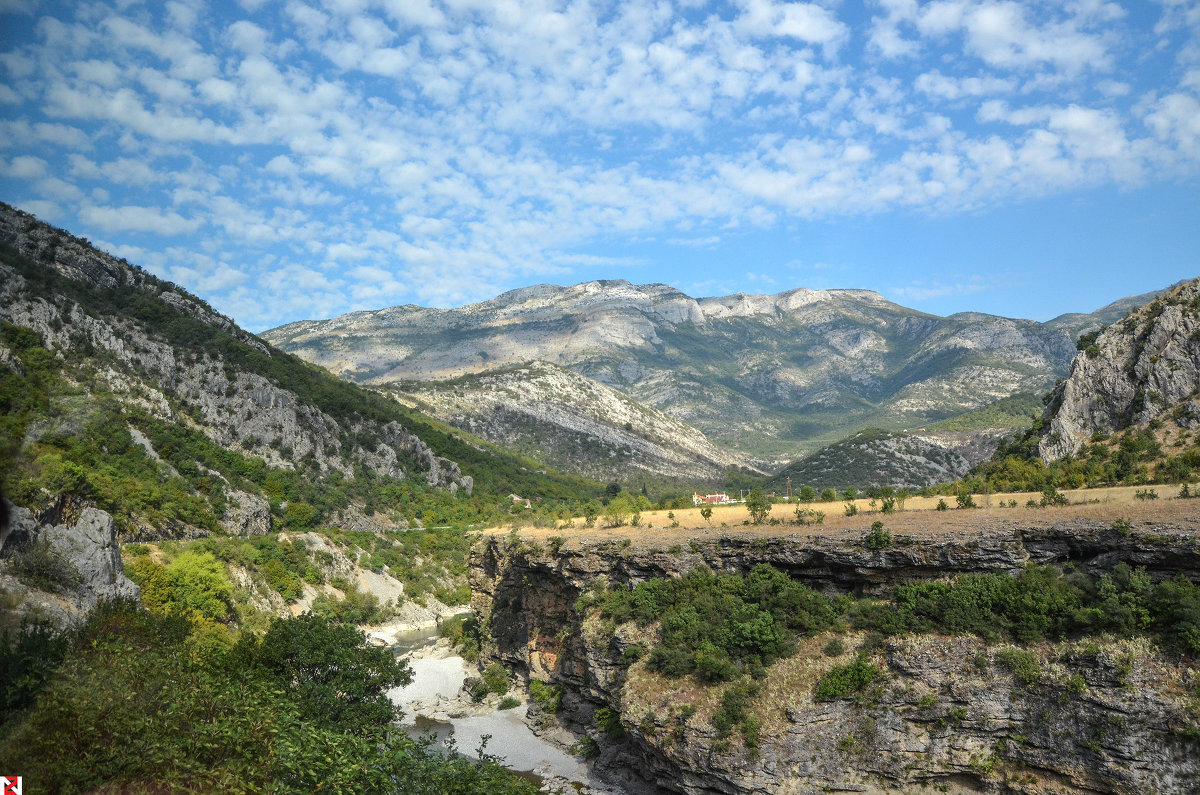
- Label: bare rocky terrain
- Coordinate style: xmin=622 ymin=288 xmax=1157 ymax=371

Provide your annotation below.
xmin=265 ymin=279 xmax=1158 ymax=464
xmin=388 ymin=360 xmax=756 ymax=483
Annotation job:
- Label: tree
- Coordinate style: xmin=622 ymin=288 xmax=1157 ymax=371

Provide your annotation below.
xmin=798 ymin=485 xmax=816 ymax=503
xmin=700 ymin=506 xmax=713 ymax=523
xmin=843 ymin=486 xmax=858 ymax=501
xmin=247 ymin=613 xmax=412 ymax=733
xmin=603 ymin=495 xmax=632 ymax=527
xmin=745 ymin=488 xmax=771 ymax=524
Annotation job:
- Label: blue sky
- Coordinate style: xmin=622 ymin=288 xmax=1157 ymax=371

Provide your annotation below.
xmin=1 ymin=0 xmax=1197 ymax=332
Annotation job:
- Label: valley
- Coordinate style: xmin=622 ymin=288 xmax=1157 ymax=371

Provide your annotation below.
xmin=1 ymin=202 xmax=1198 ymax=794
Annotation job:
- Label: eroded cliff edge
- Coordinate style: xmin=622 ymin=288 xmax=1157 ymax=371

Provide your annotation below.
xmin=470 ymin=521 xmax=1200 ymax=794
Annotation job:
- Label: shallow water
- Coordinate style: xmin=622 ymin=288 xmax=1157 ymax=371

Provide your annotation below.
xmin=387 ymin=630 xmax=601 ymax=786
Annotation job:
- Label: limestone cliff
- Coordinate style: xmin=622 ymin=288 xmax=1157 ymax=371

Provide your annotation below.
xmin=470 ymin=523 xmax=1200 ymax=794
xmin=0 ymin=500 xmax=140 ymax=630
xmin=1040 ymin=278 xmax=1200 ymax=462
xmin=389 ymin=361 xmax=757 ymax=482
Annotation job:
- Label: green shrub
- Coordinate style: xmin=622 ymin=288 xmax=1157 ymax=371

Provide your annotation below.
xmin=595 ymin=706 xmax=624 ymax=738
xmin=995 ymin=647 xmax=1041 ymax=686
xmin=865 ymin=521 xmax=890 ymax=550
xmin=528 ymin=679 xmax=562 ymax=713
xmin=497 ymin=696 xmax=521 ymax=710
xmin=4 ymin=537 xmax=82 ymax=593
xmin=605 ymin=564 xmax=838 ymax=684
xmin=822 ymin=637 xmax=846 ymax=657
xmin=482 ymin=662 xmax=511 ymax=696
xmin=0 ymin=599 xmax=535 ymax=794
xmin=0 ymin=620 xmax=71 ymax=714
xmin=814 ymin=655 xmax=879 ymax=701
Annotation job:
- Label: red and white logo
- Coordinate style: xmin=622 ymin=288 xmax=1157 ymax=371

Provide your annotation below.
xmin=1 ymin=777 xmax=21 ymax=795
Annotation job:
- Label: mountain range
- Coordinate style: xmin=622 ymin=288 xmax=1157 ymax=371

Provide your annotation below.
xmin=265 ymin=278 xmax=1161 ymax=475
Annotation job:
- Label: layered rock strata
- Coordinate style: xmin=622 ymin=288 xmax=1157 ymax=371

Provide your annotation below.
xmin=470 ymin=523 xmax=1200 ymax=794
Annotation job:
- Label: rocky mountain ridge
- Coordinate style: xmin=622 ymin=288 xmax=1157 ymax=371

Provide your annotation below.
xmin=1041 ymin=277 xmax=1200 ymax=462
xmin=389 ymin=360 xmax=756 ymax=483
xmin=266 ymin=278 xmax=1159 ymax=460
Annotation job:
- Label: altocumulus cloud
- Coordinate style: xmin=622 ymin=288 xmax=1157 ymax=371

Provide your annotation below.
xmin=0 ymin=0 xmax=1197 ymax=330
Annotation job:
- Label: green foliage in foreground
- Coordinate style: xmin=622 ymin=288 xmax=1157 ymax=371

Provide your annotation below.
xmin=0 ymin=602 xmax=537 ymax=794
xmin=596 ymin=563 xmax=1200 ymax=686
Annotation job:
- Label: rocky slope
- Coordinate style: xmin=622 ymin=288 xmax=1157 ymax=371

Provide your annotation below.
xmin=265 ymin=280 xmax=1155 ymax=460
xmin=0 ymin=500 xmax=140 ymax=631
xmin=768 ymin=427 xmax=1015 ymax=491
xmin=470 ymin=521 xmax=1200 ymax=794
xmin=389 ymin=360 xmax=756 ymax=483
xmin=1041 ymin=278 xmax=1200 ymax=462
xmin=0 ymin=203 xmax=599 ymax=543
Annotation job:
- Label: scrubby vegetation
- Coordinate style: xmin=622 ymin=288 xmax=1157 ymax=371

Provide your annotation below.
xmin=593 ymin=562 xmax=1200 ymax=691
xmin=0 ymin=601 xmax=536 ymax=793
xmin=594 ymin=565 xmax=839 ymax=683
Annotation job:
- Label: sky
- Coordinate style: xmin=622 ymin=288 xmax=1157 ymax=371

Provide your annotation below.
xmin=1 ymin=0 xmax=1198 ymax=332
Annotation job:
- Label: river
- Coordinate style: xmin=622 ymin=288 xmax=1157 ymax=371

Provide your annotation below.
xmin=386 ymin=626 xmax=621 ymax=792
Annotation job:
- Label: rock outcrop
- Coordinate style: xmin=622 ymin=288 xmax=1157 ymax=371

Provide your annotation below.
xmin=1041 ymin=278 xmax=1200 ymax=462
xmin=0 ymin=500 xmax=140 ymax=629
xmin=470 ymin=523 xmax=1200 ymax=794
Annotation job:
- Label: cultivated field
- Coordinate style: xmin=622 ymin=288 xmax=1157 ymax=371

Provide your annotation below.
xmin=484 ymin=484 xmax=1200 ymax=547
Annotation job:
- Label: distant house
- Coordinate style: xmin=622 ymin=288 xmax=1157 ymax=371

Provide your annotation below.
xmin=692 ymin=492 xmax=733 ymax=506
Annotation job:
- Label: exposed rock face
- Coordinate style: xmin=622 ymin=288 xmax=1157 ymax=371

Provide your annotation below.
xmin=391 ymin=360 xmax=755 ymax=482
xmin=0 ymin=500 xmax=140 ymax=628
xmin=470 ymin=524 xmax=1200 ymax=794
xmin=266 ymin=278 xmax=1155 ymax=459
xmin=0 ymin=201 xmax=472 ymax=542
xmin=1041 ymin=278 xmax=1200 ymax=462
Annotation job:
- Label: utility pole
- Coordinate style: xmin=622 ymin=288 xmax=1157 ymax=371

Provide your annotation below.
xmin=787 ymin=475 xmax=792 ymax=501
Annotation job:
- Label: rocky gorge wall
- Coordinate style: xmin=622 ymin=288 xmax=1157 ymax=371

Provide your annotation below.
xmin=469 ymin=522 xmax=1200 ymax=794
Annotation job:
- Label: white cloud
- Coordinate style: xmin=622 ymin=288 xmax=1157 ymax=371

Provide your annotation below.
xmin=80 ymin=204 xmax=203 ymax=235
xmin=2 ymin=154 xmax=47 ymax=178
xmin=0 ymin=0 xmax=1195 ymax=330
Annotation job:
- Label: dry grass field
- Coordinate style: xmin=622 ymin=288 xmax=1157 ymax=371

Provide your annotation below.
xmin=484 ymin=483 xmax=1200 ymax=547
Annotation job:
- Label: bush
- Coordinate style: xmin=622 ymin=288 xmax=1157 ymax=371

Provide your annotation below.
xmin=814 ymin=655 xmax=879 ymax=701
xmin=604 ymin=564 xmax=838 ymax=684
xmin=497 ymin=695 xmax=521 ymax=710
xmin=595 ymin=706 xmax=624 ymax=738
xmin=482 ymin=662 xmax=511 ymax=696
xmin=528 ymin=680 xmax=562 ymax=713
xmin=822 ymin=637 xmax=846 ymax=657
xmin=995 ymin=647 xmax=1041 ymax=686
xmin=0 ymin=620 xmax=71 ymax=714
xmin=794 ymin=507 xmax=824 ymax=525
xmin=844 ymin=502 xmax=858 ymax=516
xmin=0 ymin=600 xmax=533 ymax=793
xmin=865 ymin=521 xmax=890 ymax=550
